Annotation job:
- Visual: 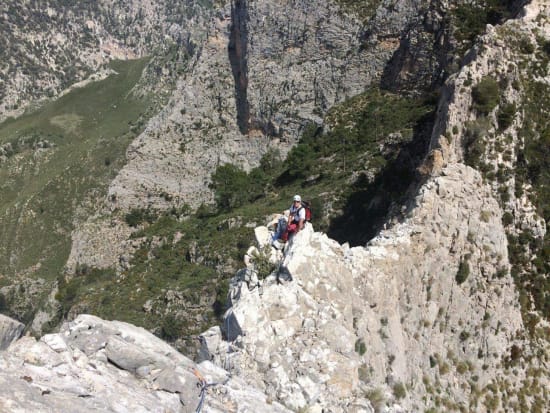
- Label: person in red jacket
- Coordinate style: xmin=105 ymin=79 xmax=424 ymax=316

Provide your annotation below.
xmin=280 ymin=195 xmax=306 ymax=242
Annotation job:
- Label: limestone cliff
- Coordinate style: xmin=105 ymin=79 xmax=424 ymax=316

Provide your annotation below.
xmin=199 ymin=162 xmax=526 ymax=411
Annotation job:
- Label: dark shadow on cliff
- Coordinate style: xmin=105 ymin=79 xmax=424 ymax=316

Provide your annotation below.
xmin=228 ymin=0 xmax=250 ymax=135
xmin=327 ymin=109 xmax=436 ymax=247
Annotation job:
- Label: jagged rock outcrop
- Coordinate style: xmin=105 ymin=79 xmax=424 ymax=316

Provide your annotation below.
xmin=0 ymin=314 xmax=290 ymax=413
xmin=199 ymin=164 xmax=526 ymax=412
xmin=201 ymin=224 xmax=367 ymax=412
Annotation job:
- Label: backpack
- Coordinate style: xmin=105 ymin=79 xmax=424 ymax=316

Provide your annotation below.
xmin=299 ymin=200 xmax=312 ymax=222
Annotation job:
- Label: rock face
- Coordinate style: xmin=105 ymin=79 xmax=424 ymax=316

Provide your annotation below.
xmin=107 ymin=0 xmax=448 ymax=212
xmin=70 ymin=0 xmax=455 ymax=273
xmin=0 ymin=314 xmax=290 ymax=413
xmin=0 ymin=0 xmax=211 ymax=122
xmin=0 ymin=314 xmax=24 ymax=350
xmin=199 ymin=163 xmax=524 ymax=411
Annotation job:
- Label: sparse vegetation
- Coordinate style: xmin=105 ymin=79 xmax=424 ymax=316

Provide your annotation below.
xmin=497 ymin=102 xmax=516 ymax=130
xmin=456 ymin=257 xmax=471 ymax=285
xmin=125 ymin=208 xmax=158 ymax=227
xmin=472 ymin=77 xmax=500 ymax=115
xmin=452 ymin=1 xmax=516 ymax=57
xmin=393 ymin=382 xmax=406 ymax=399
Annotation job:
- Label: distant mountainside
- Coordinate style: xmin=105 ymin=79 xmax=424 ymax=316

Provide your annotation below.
xmin=1 ymin=0 xmax=549 ymax=411
xmin=0 ymin=0 xmax=211 ymax=122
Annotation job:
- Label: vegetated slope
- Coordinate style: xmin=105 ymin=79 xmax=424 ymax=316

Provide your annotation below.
xmin=0 ymin=58 xmax=152 ymax=324
xmin=429 ymin=1 xmax=550 ymax=325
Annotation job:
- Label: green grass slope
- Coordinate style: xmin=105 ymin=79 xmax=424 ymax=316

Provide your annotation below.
xmin=0 ymin=58 xmax=151 ymax=285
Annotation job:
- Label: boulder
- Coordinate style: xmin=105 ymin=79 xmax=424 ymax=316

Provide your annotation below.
xmin=0 ymin=314 xmax=24 ymax=350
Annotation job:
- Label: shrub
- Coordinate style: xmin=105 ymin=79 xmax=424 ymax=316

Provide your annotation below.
xmin=210 ymin=163 xmax=267 ymax=211
xmin=210 ymin=163 xmax=250 ymax=211
xmin=250 ymin=246 xmax=277 ymax=280
xmin=502 ymin=211 xmax=514 ymax=226
xmin=463 ymin=118 xmax=490 ymax=168
xmin=497 ymin=103 xmax=516 ymax=130
xmin=472 ymin=77 xmax=500 ymax=115
xmin=355 ymin=338 xmax=367 ymax=355
xmin=510 ymin=344 xmax=522 ymax=362
xmin=125 ymin=208 xmax=157 ymax=227
xmin=393 ymin=382 xmax=406 ymax=399
xmin=160 ymin=314 xmax=184 ymax=341
xmin=456 ymin=258 xmax=470 ymax=284
xmin=283 ymin=143 xmax=317 ymax=180
xmin=259 ymin=148 xmax=282 ymax=173
xmin=519 ymin=38 xmax=535 ymax=54
xmin=456 ymin=361 xmax=469 ymax=374
xmin=459 ymin=331 xmax=471 ymax=341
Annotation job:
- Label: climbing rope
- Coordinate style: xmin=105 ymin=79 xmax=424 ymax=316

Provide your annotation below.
xmin=193 ymin=368 xmax=231 ymax=413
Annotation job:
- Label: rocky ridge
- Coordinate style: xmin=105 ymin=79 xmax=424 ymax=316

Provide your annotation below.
xmin=0 ymin=158 xmax=520 ymax=412
xmin=199 ymin=162 xmax=523 ymax=412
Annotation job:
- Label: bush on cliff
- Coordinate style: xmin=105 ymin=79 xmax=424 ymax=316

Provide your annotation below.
xmin=472 ymin=77 xmax=500 ymax=115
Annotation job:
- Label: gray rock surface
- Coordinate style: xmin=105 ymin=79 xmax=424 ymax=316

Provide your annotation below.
xmin=0 ymin=314 xmax=24 ymax=350
xmin=69 ymin=0 xmax=448 ymax=273
xmin=107 ymin=0 xmax=437 ymax=213
xmin=0 ymin=314 xmax=291 ymax=413
xmin=200 ymin=164 xmax=527 ymax=411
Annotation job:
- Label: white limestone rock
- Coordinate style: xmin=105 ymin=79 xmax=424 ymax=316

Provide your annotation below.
xmin=0 ymin=314 xmax=24 ymax=350
xmin=0 ymin=314 xmax=293 ymax=413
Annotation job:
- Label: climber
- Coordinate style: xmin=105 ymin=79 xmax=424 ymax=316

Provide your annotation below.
xmin=271 ymin=195 xmax=308 ymax=249
xmin=281 ymin=194 xmax=306 ymax=241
